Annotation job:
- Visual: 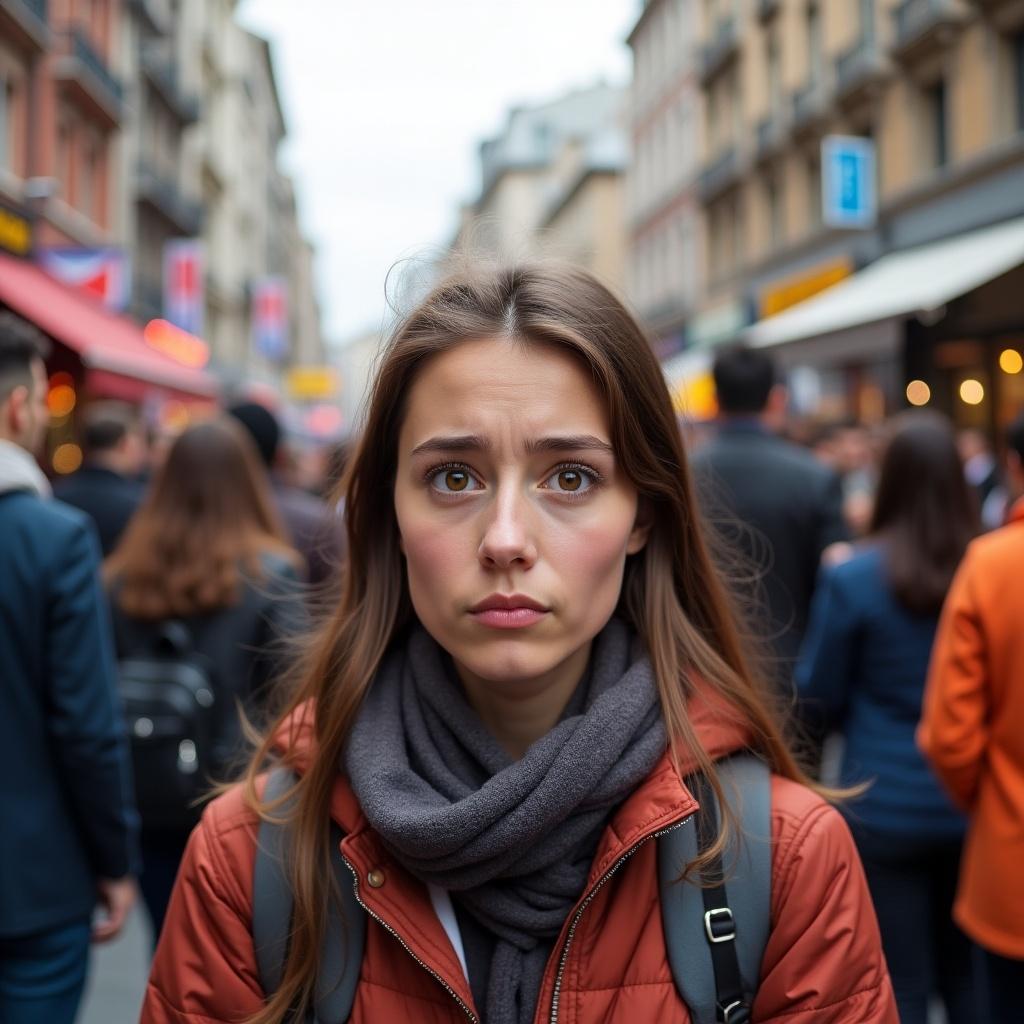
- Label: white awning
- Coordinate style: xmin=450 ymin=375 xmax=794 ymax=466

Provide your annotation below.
xmin=744 ymin=215 xmax=1024 ymax=350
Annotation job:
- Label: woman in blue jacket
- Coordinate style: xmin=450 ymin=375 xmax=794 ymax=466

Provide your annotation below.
xmin=796 ymin=411 xmax=978 ymax=1024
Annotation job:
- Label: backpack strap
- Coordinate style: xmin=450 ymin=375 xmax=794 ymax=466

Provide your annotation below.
xmin=253 ymin=767 xmax=366 ymax=1024
xmin=658 ymin=753 xmax=772 ymax=1024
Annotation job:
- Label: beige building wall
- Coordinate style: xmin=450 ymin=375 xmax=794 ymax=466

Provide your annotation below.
xmin=697 ymin=0 xmax=1024 ymax=320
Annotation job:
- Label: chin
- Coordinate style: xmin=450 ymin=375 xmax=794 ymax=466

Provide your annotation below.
xmin=450 ymin=634 xmax=565 ymax=686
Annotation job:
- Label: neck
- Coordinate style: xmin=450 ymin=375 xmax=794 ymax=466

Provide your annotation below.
xmin=455 ymin=642 xmax=592 ymax=760
xmin=89 ymin=453 xmax=126 ymax=475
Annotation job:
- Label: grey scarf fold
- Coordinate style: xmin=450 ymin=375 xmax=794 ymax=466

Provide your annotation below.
xmin=344 ymin=618 xmax=666 ymax=1024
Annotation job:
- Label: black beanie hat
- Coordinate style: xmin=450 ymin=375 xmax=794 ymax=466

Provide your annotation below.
xmin=227 ymin=401 xmax=280 ymax=468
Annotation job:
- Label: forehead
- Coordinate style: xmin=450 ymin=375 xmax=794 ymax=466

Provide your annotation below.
xmin=400 ymin=337 xmax=610 ymax=443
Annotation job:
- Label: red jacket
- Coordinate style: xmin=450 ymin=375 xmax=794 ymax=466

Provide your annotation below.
xmin=919 ymin=499 xmax=1024 ymax=958
xmin=142 ymin=697 xmax=896 ymax=1023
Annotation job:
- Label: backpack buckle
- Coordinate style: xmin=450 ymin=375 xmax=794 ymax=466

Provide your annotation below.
xmin=718 ymin=999 xmax=751 ymax=1023
xmin=704 ymin=907 xmax=736 ymax=943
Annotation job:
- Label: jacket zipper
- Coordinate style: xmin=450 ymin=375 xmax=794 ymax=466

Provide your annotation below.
xmin=340 ymin=853 xmax=479 ymax=1023
xmin=548 ymin=813 xmax=695 ymax=1024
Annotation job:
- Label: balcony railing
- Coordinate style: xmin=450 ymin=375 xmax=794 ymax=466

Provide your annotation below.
xmin=792 ymin=80 xmax=829 ymax=131
xmin=71 ymin=28 xmax=123 ymax=105
xmin=698 ymin=146 xmax=740 ymax=202
xmin=835 ymin=36 xmax=888 ymax=100
xmin=1 ymin=0 xmax=49 ymax=49
xmin=755 ymin=114 xmax=785 ymax=160
xmin=700 ymin=16 xmax=739 ymax=83
xmin=758 ymin=0 xmax=780 ymax=19
xmin=22 ymin=0 xmax=47 ymax=21
xmin=142 ymin=53 xmax=200 ymax=123
xmin=136 ymin=160 xmax=203 ymax=235
xmin=893 ymin=0 xmax=966 ymax=59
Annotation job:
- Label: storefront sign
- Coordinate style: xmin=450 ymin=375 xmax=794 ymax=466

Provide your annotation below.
xmin=687 ymin=299 xmax=750 ymax=350
xmin=143 ymin=318 xmax=210 ymax=368
xmin=37 ymin=247 xmax=130 ymax=311
xmin=760 ymin=257 xmax=853 ymax=319
xmin=251 ymin=276 xmax=289 ymax=362
xmin=285 ymin=366 xmax=339 ymax=401
xmin=822 ymin=135 xmax=877 ymax=229
xmin=163 ymin=239 xmax=205 ymax=336
xmin=0 ymin=202 xmax=32 ymax=256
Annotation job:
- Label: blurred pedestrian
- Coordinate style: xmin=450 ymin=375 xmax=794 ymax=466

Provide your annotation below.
xmin=691 ymin=345 xmax=848 ymax=700
xmin=104 ymin=417 xmax=306 ymax=941
xmin=811 ymin=418 xmax=877 ymax=536
xmin=797 ymin=411 xmax=979 ymax=1024
xmin=919 ymin=412 xmax=1024 ymax=1021
xmin=143 ymin=264 xmax=895 ymax=1023
xmin=228 ymin=401 xmax=345 ymax=592
xmin=53 ymin=400 xmax=146 ymax=556
xmin=0 ymin=313 xmax=139 ymax=1022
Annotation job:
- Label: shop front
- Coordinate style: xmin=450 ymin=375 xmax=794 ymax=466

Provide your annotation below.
xmin=743 ymin=216 xmax=1024 ymax=435
xmin=0 ymin=252 xmax=219 ymax=474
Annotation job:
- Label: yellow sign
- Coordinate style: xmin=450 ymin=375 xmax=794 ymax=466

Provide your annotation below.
xmin=0 ymin=205 xmax=31 ymax=256
xmin=760 ymin=258 xmax=853 ymax=318
xmin=285 ymin=366 xmax=339 ymax=400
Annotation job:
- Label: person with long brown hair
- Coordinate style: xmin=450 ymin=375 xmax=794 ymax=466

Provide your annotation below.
xmin=796 ymin=411 xmax=979 ymax=1024
xmin=141 ymin=265 xmax=896 ymax=1023
xmin=106 ymin=417 xmax=306 ymax=941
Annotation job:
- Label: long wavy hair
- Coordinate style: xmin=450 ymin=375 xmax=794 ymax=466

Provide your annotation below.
xmin=242 ymin=263 xmax=820 ymax=1023
xmin=869 ymin=410 xmax=978 ymax=615
xmin=106 ymin=417 xmax=298 ymax=618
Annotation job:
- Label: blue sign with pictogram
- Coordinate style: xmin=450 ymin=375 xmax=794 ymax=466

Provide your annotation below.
xmin=821 ymin=135 xmax=877 ymax=229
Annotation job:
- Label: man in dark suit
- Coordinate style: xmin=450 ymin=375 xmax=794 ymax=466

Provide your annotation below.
xmin=54 ymin=401 xmax=146 ymax=556
xmin=691 ymin=345 xmax=848 ymax=696
xmin=0 ymin=313 xmax=138 ymax=1022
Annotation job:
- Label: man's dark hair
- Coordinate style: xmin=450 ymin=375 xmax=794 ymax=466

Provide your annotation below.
xmin=711 ymin=344 xmax=776 ymax=415
xmin=82 ymin=401 xmax=138 ymax=457
xmin=0 ymin=312 xmax=50 ymax=404
xmin=1007 ymin=413 xmax=1024 ymax=464
xmin=228 ymin=401 xmax=280 ymax=468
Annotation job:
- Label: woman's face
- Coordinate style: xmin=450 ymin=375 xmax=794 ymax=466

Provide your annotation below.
xmin=394 ymin=336 xmax=649 ymax=696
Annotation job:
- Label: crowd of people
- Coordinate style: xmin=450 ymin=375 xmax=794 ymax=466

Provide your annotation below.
xmin=0 ymin=264 xmax=1022 ymax=1023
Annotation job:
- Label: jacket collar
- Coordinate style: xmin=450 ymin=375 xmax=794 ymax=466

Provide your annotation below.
xmin=0 ymin=439 xmax=50 ymax=498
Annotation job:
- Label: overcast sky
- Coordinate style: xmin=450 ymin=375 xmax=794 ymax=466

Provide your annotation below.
xmin=237 ymin=1 xmax=638 ymax=347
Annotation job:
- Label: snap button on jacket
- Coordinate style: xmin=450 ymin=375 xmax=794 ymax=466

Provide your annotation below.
xmin=141 ymin=703 xmax=897 ymax=1023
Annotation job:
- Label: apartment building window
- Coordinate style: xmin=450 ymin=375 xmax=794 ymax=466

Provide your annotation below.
xmin=807 ymin=153 xmax=822 ymax=230
xmin=926 ymin=79 xmax=948 ymax=168
xmin=807 ymin=3 xmax=823 ymax=86
xmin=859 ymin=0 xmax=875 ymax=43
xmin=1015 ymin=31 xmax=1024 ymax=131
xmin=766 ymin=172 xmax=784 ymax=249
xmin=767 ymin=29 xmax=782 ymax=116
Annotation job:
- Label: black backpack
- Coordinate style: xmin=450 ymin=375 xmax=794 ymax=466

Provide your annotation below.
xmin=118 ymin=621 xmax=219 ymax=830
xmin=253 ymin=753 xmax=770 ymax=1024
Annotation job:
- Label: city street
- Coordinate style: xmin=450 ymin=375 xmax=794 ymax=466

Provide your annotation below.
xmin=79 ymin=910 xmax=150 ymax=1024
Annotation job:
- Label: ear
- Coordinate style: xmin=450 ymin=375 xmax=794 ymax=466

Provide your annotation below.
xmin=5 ymin=385 xmax=27 ymax=435
xmin=625 ymin=499 xmax=653 ymax=556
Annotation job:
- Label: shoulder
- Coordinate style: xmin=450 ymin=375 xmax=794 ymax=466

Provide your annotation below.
xmin=822 ymin=545 xmax=884 ymax=591
xmin=962 ymin=521 xmax=1024 ymax=576
xmin=769 ymin=775 xmax=859 ymax=902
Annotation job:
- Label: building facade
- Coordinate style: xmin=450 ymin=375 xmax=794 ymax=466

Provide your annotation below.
xmin=695 ymin=0 xmax=1024 ymax=431
xmin=626 ymin=0 xmax=703 ymax=360
xmin=451 ymin=82 xmax=629 ymax=295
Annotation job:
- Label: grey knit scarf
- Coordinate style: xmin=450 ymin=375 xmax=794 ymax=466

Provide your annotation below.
xmin=344 ymin=618 xmax=666 ymax=1024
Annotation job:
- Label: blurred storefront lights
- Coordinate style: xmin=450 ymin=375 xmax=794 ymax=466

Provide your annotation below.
xmin=959 ymin=379 xmax=985 ymax=405
xmin=52 ymin=443 xmax=83 ymax=475
xmin=906 ymin=380 xmax=931 ymax=406
xmin=47 ymin=384 xmax=76 ymax=418
xmin=999 ymin=349 xmax=1023 ymax=375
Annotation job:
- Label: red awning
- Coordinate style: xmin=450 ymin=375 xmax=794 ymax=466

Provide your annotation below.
xmin=0 ymin=252 xmax=218 ymax=399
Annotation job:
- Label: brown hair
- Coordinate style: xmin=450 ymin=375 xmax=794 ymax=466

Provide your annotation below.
xmin=241 ymin=263 xmax=821 ymax=1023
xmin=870 ymin=410 xmax=978 ymax=615
xmin=106 ymin=417 xmax=299 ymax=619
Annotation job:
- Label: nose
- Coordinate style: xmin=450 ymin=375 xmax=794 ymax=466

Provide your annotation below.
xmin=477 ymin=487 xmax=538 ymax=571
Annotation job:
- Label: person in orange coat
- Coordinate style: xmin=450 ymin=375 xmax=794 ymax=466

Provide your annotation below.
xmin=919 ymin=413 xmax=1024 ymax=1020
xmin=142 ymin=265 xmax=896 ymax=1024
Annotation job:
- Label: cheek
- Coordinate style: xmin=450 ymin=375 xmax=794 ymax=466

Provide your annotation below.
xmin=544 ymin=511 xmax=635 ymax=596
xmin=396 ymin=507 xmax=470 ymax=605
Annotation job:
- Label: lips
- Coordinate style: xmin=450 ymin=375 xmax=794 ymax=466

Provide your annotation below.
xmin=469 ymin=593 xmax=549 ymax=613
xmin=468 ymin=593 xmax=550 ymax=630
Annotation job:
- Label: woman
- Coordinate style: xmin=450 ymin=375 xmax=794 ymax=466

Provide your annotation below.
xmin=797 ymin=411 xmax=978 ymax=1024
xmin=106 ymin=417 xmax=306 ymax=940
xmin=142 ymin=265 xmax=896 ymax=1023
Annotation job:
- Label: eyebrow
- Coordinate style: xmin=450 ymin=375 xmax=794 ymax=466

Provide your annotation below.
xmin=409 ymin=434 xmax=615 ymax=458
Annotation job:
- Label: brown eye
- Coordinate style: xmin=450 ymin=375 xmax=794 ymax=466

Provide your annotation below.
xmin=445 ymin=470 xmax=469 ymax=491
xmin=558 ymin=470 xmax=582 ymax=492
